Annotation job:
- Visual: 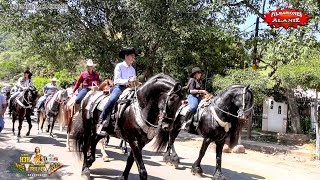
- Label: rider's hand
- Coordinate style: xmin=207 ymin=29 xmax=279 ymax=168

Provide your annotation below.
xmin=200 ymin=90 xmax=208 ymax=94
xmin=129 ymin=76 xmax=136 ymax=82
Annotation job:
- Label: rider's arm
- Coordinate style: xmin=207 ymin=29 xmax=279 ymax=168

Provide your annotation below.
xmin=73 ymin=73 xmax=84 ymax=93
xmin=16 ymin=77 xmax=24 ymax=89
xmin=188 ymin=79 xmax=206 ymax=94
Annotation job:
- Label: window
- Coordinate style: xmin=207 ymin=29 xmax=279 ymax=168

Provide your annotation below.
xmin=278 ymin=106 xmax=281 ymax=114
xmin=270 ymin=100 xmax=274 ymax=109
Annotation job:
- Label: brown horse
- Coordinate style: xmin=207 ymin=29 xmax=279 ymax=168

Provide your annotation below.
xmin=10 ymin=86 xmax=38 ymax=142
xmin=62 ymin=79 xmax=114 ymax=151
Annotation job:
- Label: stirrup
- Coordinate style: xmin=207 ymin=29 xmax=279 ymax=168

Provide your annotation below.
xmin=96 ymin=121 xmax=107 ymax=136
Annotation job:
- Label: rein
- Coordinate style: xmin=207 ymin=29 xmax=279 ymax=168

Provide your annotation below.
xmin=209 ymin=87 xmax=253 ymax=118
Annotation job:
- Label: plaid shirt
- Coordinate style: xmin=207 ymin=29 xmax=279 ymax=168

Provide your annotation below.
xmin=73 ymin=71 xmax=100 ymax=93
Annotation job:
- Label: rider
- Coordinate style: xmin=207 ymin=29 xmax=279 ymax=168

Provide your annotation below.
xmin=8 ymin=69 xmax=34 ymax=112
xmin=181 ymin=67 xmax=208 ymax=131
xmin=0 ymin=92 xmax=7 ymax=132
xmin=36 ymin=78 xmax=59 ymax=111
xmin=96 ymin=47 xmax=138 ymax=136
xmin=72 ymin=59 xmax=100 ymax=112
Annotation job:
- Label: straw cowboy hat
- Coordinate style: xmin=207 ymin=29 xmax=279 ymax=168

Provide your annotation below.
xmin=190 ymin=67 xmax=201 ymax=77
xmin=85 ymin=59 xmax=96 ymax=67
xmin=51 ymin=78 xmax=58 ymax=81
xmin=119 ymin=47 xmax=139 ymax=59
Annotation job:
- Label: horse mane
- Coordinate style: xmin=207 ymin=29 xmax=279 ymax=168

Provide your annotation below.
xmin=140 ymin=73 xmax=177 ymax=88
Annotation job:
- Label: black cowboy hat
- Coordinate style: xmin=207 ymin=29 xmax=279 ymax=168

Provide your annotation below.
xmin=190 ymin=67 xmax=201 ymax=77
xmin=119 ymin=47 xmax=139 ymax=59
xmin=24 ymin=69 xmax=33 ymax=77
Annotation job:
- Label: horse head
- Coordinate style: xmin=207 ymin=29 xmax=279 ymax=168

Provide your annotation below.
xmin=230 ymin=85 xmax=254 ymax=122
xmin=137 ymin=73 xmax=184 ymax=132
xmin=23 ymin=86 xmax=38 ymax=105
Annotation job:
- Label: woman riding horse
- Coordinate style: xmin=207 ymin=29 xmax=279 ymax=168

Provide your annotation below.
xmin=8 ymin=69 xmax=33 ymax=114
xmin=158 ymin=84 xmax=254 ymax=179
xmin=74 ymin=73 xmax=184 ymax=180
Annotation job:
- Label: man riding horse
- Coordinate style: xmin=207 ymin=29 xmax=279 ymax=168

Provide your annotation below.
xmin=96 ymin=47 xmax=138 ymax=136
xmin=36 ymin=78 xmax=59 ymax=112
xmin=8 ymin=69 xmax=34 ymax=114
xmin=72 ymin=59 xmax=100 ymax=112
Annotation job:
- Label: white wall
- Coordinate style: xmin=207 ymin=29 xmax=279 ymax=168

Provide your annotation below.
xmin=262 ymin=97 xmax=288 ymax=133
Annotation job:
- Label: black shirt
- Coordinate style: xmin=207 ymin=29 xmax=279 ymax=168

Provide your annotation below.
xmin=187 ymin=78 xmax=202 ymax=92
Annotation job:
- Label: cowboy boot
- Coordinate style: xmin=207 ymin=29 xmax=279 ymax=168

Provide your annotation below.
xmin=181 ymin=110 xmax=194 ymax=132
xmin=96 ymin=114 xmax=109 ymax=136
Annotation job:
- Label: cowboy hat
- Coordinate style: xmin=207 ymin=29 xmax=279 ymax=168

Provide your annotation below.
xmin=24 ymin=69 xmax=33 ymax=77
xmin=51 ymin=78 xmax=58 ymax=81
xmin=190 ymin=67 xmax=201 ymax=77
xmin=85 ymin=59 xmax=96 ymax=67
xmin=119 ymin=47 xmax=139 ymax=59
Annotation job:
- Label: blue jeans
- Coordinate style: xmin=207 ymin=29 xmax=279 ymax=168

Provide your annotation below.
xmin=188 ymin=94 xmax=202 ymax=113
xmin=100 ymin=85 xmax=126 ymax=120
xmin=0 ymin=116 xmax=4 ymax=132
xmin=75 ymin=88 xmax=90 ymax=104
xmin=37 ymin=95 xmax=48 ymax=109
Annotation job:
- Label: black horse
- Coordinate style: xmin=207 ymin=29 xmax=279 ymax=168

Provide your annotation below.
xmin=10 ymin=86 xmax=38 ymax=142
xmin=73 ymin=73 xmax=184 ymax=180
xmin=156 ymin=84 xmax=253 ymax=179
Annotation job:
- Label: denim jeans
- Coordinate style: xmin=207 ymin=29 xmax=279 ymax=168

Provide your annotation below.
xmin=188 ymin=94 xmax=202 ymax=113
xmin=0 ymin=116 xmax=4 ymax=132
xmin=100 ymin=85 xmax=126 ymax=120
xmin=37 ymin=95 xmax=48 ymax=109
xmin=75 ymin=88 xmax=90 ymax=104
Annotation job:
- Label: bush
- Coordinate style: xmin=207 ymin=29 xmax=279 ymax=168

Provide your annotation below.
xmin=54 ymin=69 xmax=77 ymax=89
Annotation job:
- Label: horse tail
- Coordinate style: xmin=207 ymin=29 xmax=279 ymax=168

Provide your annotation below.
xmin=153 ymin=127 xmax=170 ymax=152
xmin=73 ymin=112 xmax=85 ymax=158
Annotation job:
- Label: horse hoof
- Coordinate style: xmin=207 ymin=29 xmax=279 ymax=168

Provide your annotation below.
xmin=119 ymin=176 xmax=126 ymax=180
xmin=12 ymin=132 xmax=15 ymax=135
xmin=102 ymin=156 xmax=109 ymax=162
xmin=213 ymin=174 xmax=227 ymax=180
xmin=81 ymin=168 xmax=90 ymax=180
xmin=191 ymin=167 xmax=203 ymax=176
xmin=173 ymin=162 xmax=179 ymax=169
xmin=50 ymin=133 xmax=54 ymax=137
xmin=26 ymin=132 xmax=30 ymax=136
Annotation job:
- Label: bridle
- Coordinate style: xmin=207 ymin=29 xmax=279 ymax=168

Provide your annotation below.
xmin=158 ymin=85 xmax=181 ymax=122
xmin=17 ymin=88 xmax=33 ymax=109
xmin=211 ymin=87 xmax=253 ymax=119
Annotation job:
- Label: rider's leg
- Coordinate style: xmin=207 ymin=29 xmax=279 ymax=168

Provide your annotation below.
xmin=74 ymin=88 xmax=89 ymax=112
xmin=37 ymin=95 xmax=47 ymax=111
xmin=97 ymin=85 xmax=124 ymax=135
xmin=181 ymin=94 xmax=199 ymax=131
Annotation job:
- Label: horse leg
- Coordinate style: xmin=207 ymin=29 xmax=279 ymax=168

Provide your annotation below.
xmin=37 ymin=111 xmax=40 ymax=134
xmin=66 ymin=116 xmax=72 ymax=151
xmin=212 ymin=141 xmax=227 ymax=180
xmin=12 ymin=114 xmax=16 ymax=135
xmin=164 ymin=128 xmax=181 ymax=167
xmin=121 ymin=151 xmax=134 ymax=180
xmin=50 ymin=117 xmax=56 ymax=137
xmin=100 ymin=137 xmax=109 ymax=162
xmin=122 ymin=141 xmax=147 ymax=180
xmin=17 ymin=115 xmax=23 ymax=139
xmin=46 ymin=116 xmax=51 ymax=133
xmin=25 ymin=111 xmax=32 ymax=136
xmin=191 ymin=138 xmax=212 ymax=176
xmin=87 ymin=136 xmax=103 ymax=165
xmin=81 ymin=141 xmax=91 ymax=180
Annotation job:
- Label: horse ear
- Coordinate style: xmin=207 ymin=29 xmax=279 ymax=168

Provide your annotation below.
xmin=245 ymin=85 xmax=251 ymax=91
xmin=173 ymin=83 xmax=182 ymax=93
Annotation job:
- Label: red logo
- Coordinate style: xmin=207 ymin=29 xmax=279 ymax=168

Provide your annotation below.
xmin=263 ymin=8 xmax=309 ymax=29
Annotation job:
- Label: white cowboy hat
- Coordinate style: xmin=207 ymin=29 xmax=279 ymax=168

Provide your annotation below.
xmin=51 ymin=78 xmax=58 ymax=81
xmin=85 ymin=59 xmax=96 ymax=67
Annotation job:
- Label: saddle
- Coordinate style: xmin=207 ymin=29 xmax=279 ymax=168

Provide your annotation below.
xmin=82 ymin=88 xmax=136 ymax=123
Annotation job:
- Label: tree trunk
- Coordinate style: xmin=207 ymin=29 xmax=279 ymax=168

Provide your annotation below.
xmin=315 ymin=90 xmax=320 ymax=160
xmin=285 ymin=88 xmax=302 ymax=134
